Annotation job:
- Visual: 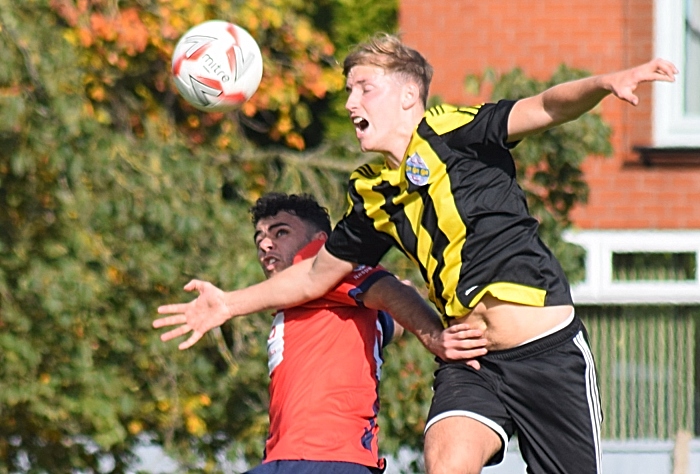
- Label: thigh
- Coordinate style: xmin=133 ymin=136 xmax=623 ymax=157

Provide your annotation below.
xmin=246 ymin=460 xmax=377 ymax=474
xmin=424 ymin=416 xmax=502 ymax=474
xmin=425 ymin=362 xmax=513 ymax=470
xmin=503 ymin=331 xmax=602 ymax=474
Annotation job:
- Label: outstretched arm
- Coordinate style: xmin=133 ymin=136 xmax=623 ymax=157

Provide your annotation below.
xmin=360 ymin=276 xmax=487 ymax=366
xmin=153 ymin=246 xmax=355 ymax=350
xmin=507 ymin=58 xmax=678 ymax=142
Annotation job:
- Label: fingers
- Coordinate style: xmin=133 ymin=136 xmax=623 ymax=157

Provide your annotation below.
xmin=154 ymin=319 xmax=203 ymax=349
xmin=451 ymin=345 xmax=488 ymax=357
xmin=154 ymin=282 xmax=210 ymax=350
xmin=651 ymin=58 xmax=678 ymax=80
xmin=619 ymin=92 xmax=639 ymax=106
xmin=158 ymin=324 xmax=192 ymax=342
xmin=444 ymin=324 xmax=486 ymax=345
xmin=466 ymin=360 xmax=481 ymax=371
xmin=184 ymin=279 xmax=206 ymax=291
xmin=178 ymin=331 xmax=203 ymax=350
xmin=158 ymin=303 xmax=191 ymax=315
xmin=153 ymin=320 xmax=203 ymax=349
xmin=445 ymin=322 xmax=480 ymax=334
xmin=612 ymin=58 xmax=678 ymax=106
xmin=439 ymin=322 xmax=488 ymax=363
xmin=153 ymin=314 xmax=192 ymax=344
xmin=654 ymin=69 xmax=677 ymax=82
xmin=152 ymin=315 xmax=187 ymax=328
xmin=440 ymin=347 xmax=487 ymax=364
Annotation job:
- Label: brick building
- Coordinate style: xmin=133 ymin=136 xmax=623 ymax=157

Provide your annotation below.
xmin=398 ymin=0 xmax=700 ymax=471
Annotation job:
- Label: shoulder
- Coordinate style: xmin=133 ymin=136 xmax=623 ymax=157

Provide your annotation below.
xmin=422 ymin=104 xmax=485 ymax=135
xmin=349 ymin=162 xmax=385 ymax=181
xmin=423 ymin=101 xmax=517 ymax=135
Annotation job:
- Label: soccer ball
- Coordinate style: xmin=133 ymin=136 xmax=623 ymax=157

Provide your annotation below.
xmin=171 ymin=20 xmax=263 ymax=112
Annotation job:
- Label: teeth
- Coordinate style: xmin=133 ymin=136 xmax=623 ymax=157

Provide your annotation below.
xmin=353 ymin=117 xmax=364 ymax=124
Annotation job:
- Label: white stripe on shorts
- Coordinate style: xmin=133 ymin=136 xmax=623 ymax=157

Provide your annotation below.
xmin=423 ymin=410 xmax=508 ymax=451
xmin=573 ymin=331 xmax=603 ymax=474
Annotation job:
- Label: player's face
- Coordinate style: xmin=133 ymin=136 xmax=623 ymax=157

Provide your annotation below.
xmin=345 ymin=65 xmax=405 ymax=156
xmin=254 ymin=211 xmax=318 ymax=278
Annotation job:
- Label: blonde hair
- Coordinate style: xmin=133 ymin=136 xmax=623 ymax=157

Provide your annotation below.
xmin=343 ymin=33 xmax=433 ymax=107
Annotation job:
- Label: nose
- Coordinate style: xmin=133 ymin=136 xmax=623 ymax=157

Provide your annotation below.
xmin=345 ymin=89 xmax=359 ymax=113
xmin=258 ymin=237 xmax=274 ymax=253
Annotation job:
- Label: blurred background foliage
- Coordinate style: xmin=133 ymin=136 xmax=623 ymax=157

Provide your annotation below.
xmin=0 ymin=0 xmax=609 ymax=472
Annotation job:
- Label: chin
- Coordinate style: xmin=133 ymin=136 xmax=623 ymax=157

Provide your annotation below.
xmin=358 ymin=140 xmax=374 ymax=153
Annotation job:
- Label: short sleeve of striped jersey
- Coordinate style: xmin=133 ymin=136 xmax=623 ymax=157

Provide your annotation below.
xmin=325 ymin=210 xmax=394 ymax=267
xmin=444 ymin=99 xmax=518 ymax=150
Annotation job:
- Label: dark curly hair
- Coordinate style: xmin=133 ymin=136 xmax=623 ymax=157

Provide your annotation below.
xmin=250 ymin=193 xmax=332 ymax=235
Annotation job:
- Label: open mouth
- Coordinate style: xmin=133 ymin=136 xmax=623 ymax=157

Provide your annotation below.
xmin=353 ymin=116 xmax=369 ymax=133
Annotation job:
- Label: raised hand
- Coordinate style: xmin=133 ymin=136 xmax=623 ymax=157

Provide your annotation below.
xmin=606 ymin=58 xmax=678 ymax=106
xmin=153 ymin=279 xmax=231 ymax=350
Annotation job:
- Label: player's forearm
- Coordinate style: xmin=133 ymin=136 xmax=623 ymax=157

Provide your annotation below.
xmin=362 ymin=277 xmax=488 ymax=362
xmin=509 ymin=74 xmax=612 ymax=142
xmin=222 ymin=251 xmax=352 ymax=317
xmin=221 ymin=259 xmax=323 ymax=316
xmin=539 ymin=74 xmax=611 ymax=125
xmin=363 ymin=277 xmax=444 ymax=350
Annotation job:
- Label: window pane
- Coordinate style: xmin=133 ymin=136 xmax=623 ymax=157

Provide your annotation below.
xmin=686 ymin=0 xmax=700 ymax=115
xmin=612 ymin=252 xmax=697 ymax=281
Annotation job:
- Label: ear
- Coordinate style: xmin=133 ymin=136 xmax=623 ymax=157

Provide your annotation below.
xmin=312 ymin=231 xmax=328 ymax=242
xmin=402 ymin=82 xmax=421 ymax=110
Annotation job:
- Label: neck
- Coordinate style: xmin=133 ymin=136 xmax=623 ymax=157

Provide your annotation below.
xmin=384 ymin=107 xmax=425 ymax=169
xmin=384 ymin=153 xmax=403 ymax=169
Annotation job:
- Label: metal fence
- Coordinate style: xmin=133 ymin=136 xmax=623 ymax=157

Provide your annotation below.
xmin=579 ymin=305 xmax=698 ymax=439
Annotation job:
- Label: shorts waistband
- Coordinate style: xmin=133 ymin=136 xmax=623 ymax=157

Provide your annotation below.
xmin=484 ymin=315 xmax=583 ymax=362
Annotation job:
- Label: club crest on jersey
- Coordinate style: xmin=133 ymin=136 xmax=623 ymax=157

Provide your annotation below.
xmin=405 ymin=153 xmax=430 ymax=186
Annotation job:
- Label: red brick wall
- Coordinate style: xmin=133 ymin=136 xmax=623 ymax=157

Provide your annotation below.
xmin=399 ymin=0 xmax=700 ymax=229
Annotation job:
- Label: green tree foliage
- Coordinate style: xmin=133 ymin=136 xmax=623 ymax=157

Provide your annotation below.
xmin=0 ymin=0 xmax=350 ymax=471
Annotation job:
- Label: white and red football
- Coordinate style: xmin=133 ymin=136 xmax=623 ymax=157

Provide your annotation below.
xmin=171 ymin=20 xmax=263 ymax=112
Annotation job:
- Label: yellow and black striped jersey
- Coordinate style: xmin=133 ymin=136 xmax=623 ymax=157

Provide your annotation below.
xmin=325 ymin=100 xmax=573 ymax=323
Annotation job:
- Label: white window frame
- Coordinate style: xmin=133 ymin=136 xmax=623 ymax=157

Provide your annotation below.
xmin=653 ymin=0 xmax=700 ymax=147
xmin=564 ymin=230 xmax=700 ymax=304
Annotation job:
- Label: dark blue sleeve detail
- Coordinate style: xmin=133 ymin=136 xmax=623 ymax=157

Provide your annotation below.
xmin=348 ymin=270 xmax=393 ymax=307
xmin=377 ymin=310 xmax=394 ymax=348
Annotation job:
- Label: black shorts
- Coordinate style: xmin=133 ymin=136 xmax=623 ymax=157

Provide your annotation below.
xmin=245 ymin=461 xmax=384 ymax=474
xmin=426 ymin=315 xmax=602 ymax=473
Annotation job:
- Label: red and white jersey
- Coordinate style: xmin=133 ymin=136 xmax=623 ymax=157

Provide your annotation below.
xmin=264 ymin=240 xmax=393 ymax=468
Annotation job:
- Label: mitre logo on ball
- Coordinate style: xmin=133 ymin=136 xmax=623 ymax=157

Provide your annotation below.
xmin=171 ymin=20 xmax=263 ymax=112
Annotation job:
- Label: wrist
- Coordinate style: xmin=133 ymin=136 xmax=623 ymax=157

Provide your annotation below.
xmin=421 ymin=328 xmax=443 ymax=354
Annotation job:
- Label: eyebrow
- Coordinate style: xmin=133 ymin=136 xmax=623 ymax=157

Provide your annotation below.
xmin=253 ymin=222 xmax=290 ymax=243
xmin=345 ymin=78 xmax=370 ymax=90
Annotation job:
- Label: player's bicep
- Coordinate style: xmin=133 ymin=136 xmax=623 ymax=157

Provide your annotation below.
xmin=507 ymin=95 xmax=556 ymax=143
xmin=307 ymin=245 xmax=356 ymax=296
